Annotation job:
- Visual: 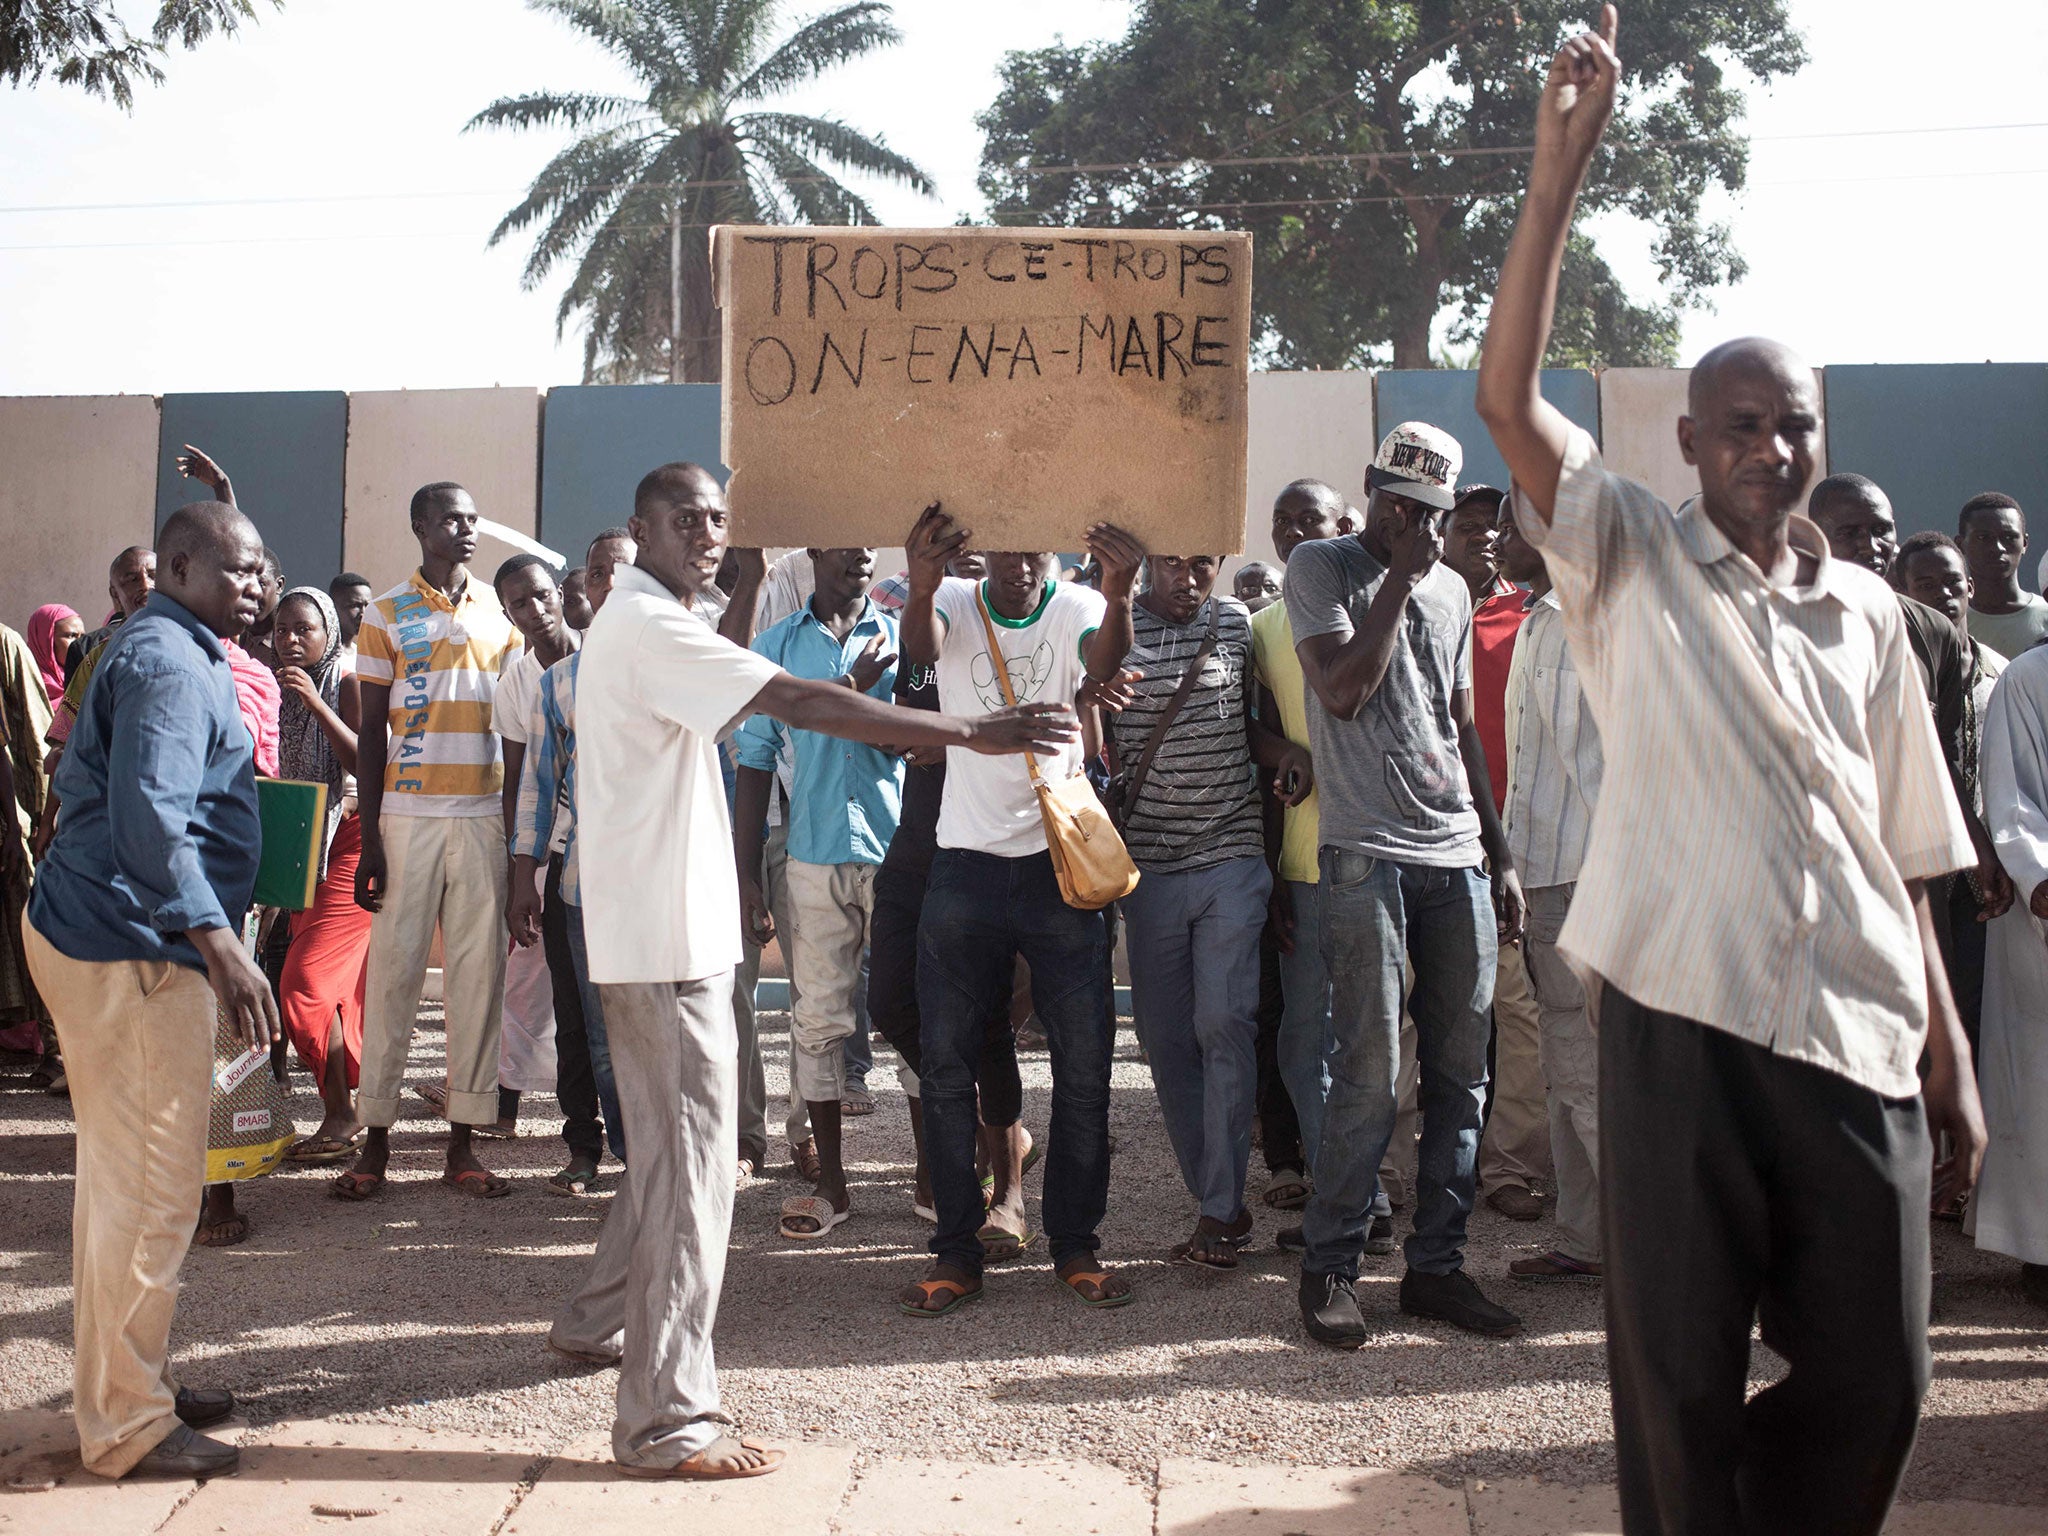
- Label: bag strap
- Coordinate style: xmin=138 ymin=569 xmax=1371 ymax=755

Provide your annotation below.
xmin=1122 ymin=600 xmax=1221 ymax=814
xmin=975 ymin=586 xmax=1043 ymax=786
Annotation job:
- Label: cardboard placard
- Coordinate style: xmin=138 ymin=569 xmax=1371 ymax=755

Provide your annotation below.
xmin=715 ymin=226 xmax=1251 ymax=555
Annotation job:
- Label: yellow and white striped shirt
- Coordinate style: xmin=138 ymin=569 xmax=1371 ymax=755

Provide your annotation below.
xmin=355 ymin=570 xmax=519 ymax=818
xmin=1519 ymin=427 xmax=1974 ymax=1099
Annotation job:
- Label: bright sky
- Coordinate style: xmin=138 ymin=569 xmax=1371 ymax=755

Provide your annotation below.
xmin=2 ymin=0 xmax=2043 ymax=396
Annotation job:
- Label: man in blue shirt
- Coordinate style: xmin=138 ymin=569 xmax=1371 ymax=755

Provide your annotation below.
xmin=733 ymin=547 xmax=901 ymax=1241
xmin=26 ymin=502 xmax=279 ymax=1482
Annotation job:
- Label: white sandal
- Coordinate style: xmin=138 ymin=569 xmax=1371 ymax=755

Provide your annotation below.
xmin=778 ymin=1194 xmax=852 ymax=1240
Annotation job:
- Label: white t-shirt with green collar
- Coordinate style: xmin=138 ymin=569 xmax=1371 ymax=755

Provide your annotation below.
xmin=931 ymin=576 xmax=1104 ymax=857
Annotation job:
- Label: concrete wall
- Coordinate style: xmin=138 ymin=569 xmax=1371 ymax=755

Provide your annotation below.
xmin=344 ymin=388 xmax=542 ymax=600
xmin=1821 ymin=364 xmax=2048 ymax=547
xmin=157 ymin=391 xmax=348 ymax=596
xmin=1375 ymin=368 xmax=1600 ymax=494
xmin=1239 ymin=371 xmax=1379 ymax=571
xmin=540 ymin=383 xmax=724 ymax=568
xmin=11 ymin=365 xmax=2048 ymax=636
xmin=0 ymin=395 xmax=158 ymax=633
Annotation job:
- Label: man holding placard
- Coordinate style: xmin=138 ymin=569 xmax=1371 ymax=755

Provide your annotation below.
xmin=894 ymin=507 xmax=1146 ymax=1317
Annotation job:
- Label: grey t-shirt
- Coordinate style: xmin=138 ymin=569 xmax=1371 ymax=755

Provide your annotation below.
xmin=1283 ymin=537 xmax=1483 ymax=867
xmin=1966 ymin=594 xmax=2048 ymax=663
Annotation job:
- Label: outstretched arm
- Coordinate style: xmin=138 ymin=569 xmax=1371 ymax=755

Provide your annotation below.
xmin=175 ymin=443 xmax=237 ymax=507
xmin=749 ymin=673 xmax=1076 ymax=758
xmin=1474 ymin=4 xmax=1620 ymax=522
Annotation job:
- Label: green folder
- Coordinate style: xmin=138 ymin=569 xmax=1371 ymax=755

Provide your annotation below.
xmin=254 ymin=779 xmax=329 ymax=911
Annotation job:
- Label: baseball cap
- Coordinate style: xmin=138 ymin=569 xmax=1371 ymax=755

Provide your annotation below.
xmin=1367 ymin=421 xmax=1463 ymax=512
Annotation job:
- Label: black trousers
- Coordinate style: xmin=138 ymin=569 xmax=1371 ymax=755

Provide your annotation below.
xmin=542 ymin=858 xmax=603 ymax=1162
xmin=1253 ymin=918 xmax=1303 ymax=1173
xmin=1601 ymin=989 xmax=1931 ymax=1536
xmin=870 ymin=861 xmax=1022 ymax=1126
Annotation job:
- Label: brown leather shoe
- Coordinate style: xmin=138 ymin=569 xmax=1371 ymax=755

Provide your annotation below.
xmin=126 ymin=1424 xmax=239 ymax=1479
xmin=1486 ymin=1184 xmax=1544 ymax=1222
xmin=174 ymin=1387 xmax=235 ymax=1428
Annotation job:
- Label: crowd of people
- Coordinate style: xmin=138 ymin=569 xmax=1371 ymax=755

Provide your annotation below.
xmin=1 ymin=10 xmax=2040 ymax=1532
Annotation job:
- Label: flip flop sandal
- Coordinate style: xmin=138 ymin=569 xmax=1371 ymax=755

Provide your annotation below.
xmin=1263 ymin=1170 xmax=1311 ymax=1210
xmin=978 ymin=1140 xmax=1045 ymax=1202
xmin=1508 ymin=1250 xmax=1603 ymax=1283
xmin=1055 ymin=1264 xmax=1135 ymax=1309
xmin=443 ymin=1168 xmax=512 ymax=1199
xmin=840 ymin=1084 xmax=876 ymax=1116
xmin=330 ymin=1170 xmax=384 ymax=1202
xmin=416 ymin=1083 xmax=449 ymax=1114
xmin=286 ymin=1130 xmax=366 ymax=1165
xmin=193 ymin=1214 xmax=250 ymax=1248
xmin=736 ymin=1158 xmax=757 ymax=1189
xmin=546 ymin=1163 xmax=600 ymax=1197
xmin=779 ymin=1194 xmax=852 ymax=1240
xmin=898 ymin=1277 xmax=982 ymax=1318
xmin=1171 ymin=1232 xmax=1250 ymax=1270
xmin=471 ymin=1121 xmax=518 ymax=1141
xmin=911 ymin=1200 xmax=937 ymax=1223
xmin=978 ymin=1222 xmax=1033 ymax=1262
xmin=619 ymin=1437 xmax=787 ymax=1481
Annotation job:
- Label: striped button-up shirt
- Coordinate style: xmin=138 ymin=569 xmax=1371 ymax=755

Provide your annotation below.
xmin=1503 ymin=590 xmax=1602 ymax=890
xmin=355 ymin=570 xmax=518 ymax=817
xmin=513 ymin=652 xmax=581 ymax=903
xmin=1520 ymin=427 xmax=1974 ymax=1098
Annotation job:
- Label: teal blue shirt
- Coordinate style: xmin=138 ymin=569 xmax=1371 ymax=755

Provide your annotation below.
xmin=735 ymin=600 xmax=903 ymax=866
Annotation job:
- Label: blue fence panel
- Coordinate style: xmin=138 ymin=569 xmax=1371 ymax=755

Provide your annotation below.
xmin=1822 ymin=364 xmax=2048 ymax=548
xmin=1374 ymin=370 xmax=1600 ymax=494
xmin=539 ymin=383 xmax=724 ymax=564
xmin=156 ymin=391 xmax=348 ymax=592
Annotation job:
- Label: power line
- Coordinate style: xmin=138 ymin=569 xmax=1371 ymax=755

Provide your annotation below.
xmin=4 ymin=118 xmax=2046 ymax=218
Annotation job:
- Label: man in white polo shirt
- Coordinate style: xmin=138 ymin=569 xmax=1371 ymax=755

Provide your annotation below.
xmin=551 ymin=462 xmax=1075 ymax=1481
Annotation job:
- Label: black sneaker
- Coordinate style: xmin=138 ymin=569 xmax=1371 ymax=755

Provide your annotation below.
xmin=1399 ymin=1267 xmax=1522 ymax=1337
xmin=1363 ymin=1215 xmax=1396 ymax=1257
xmin=1299 ymin=1271 xmax=1368 ymax=1349
xmin=1277 ymin=1224 xmax=1306 ymax=1253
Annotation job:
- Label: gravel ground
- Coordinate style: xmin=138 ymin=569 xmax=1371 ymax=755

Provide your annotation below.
xmin=3 ymin=1007 xmax=2045 ymax=1501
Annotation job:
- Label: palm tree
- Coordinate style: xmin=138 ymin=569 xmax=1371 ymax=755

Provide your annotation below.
xmin=469 ymin=0 xmax=936 ymax=384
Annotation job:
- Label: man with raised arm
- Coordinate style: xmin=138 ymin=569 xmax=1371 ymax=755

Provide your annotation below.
xmin=548 ymin=464 xmax=1074 ymax=1479
xmin=1475 ymin=10 xmax=1984 ymax=1532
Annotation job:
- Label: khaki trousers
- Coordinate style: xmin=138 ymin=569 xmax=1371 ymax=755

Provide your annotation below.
xmin=783 ymin=859 xmax=876 ymax=1106
xmin=1525 ymin=883 xmax=1601 ymax=1263
xmin=24 ymin=919 xmax=213 ymax=1477
xmin=359 ymin=814 xmax=507 ymax=1129
xmin=550 ymin=973 xmax=736 ymax=1468
xmin=1479 ymin=940 xmax=1552 ymax=1191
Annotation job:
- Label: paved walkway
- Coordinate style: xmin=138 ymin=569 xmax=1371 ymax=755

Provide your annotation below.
xmin=4 ymin=1410 xmax=2047 ymax=1536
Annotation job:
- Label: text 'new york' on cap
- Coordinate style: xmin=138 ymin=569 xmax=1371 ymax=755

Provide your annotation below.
xmin=1367 ymin=421 xmax=1464 ymax=512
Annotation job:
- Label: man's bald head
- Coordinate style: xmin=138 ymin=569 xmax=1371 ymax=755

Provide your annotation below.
xmin=156 ymin=502 xmax=266 ymax=638
xmin=633 ymin=461 xmax=721 ymax=521
xmin=1687 ymin=337 xmax=1814 ymax=418
xmin=1678 ymin=335 xmax=1821 ymax=536
xmin=157 ymin=501 xmax=258 ymax=566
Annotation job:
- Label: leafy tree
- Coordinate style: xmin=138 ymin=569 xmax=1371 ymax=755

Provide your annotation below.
xmin=978 ymin=2 xmax=1803 ymax=370
xmin=2 ymin=0 xmax=275 ymax=108
xmin=471 ymin=0 xmax=935 ymax=384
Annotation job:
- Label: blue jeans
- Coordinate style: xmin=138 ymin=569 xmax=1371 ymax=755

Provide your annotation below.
xmin=917 ymin=848 xmax=1115 ymax=1277
xmin=563 ymin=898 xmax=624 ymax=1163
xmin=1278 ymin=876 xmax=1391 ymax=1220
xmin=1124 ymin=855 xmax=1269 ymax=1222
xmin=1302 ymin=849 xmax=1495 ymax=1281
